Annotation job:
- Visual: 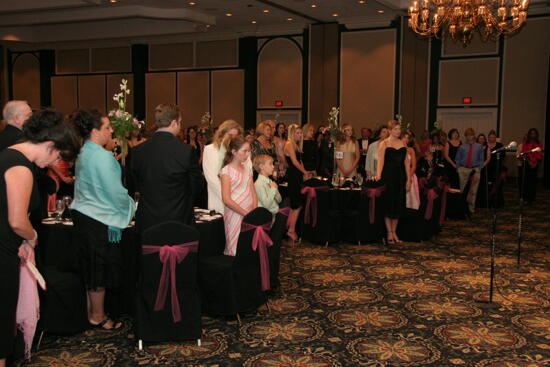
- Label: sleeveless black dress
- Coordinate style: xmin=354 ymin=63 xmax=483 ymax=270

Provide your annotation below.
xmin=381 ymin=147 xmax=407 ymax=219
xmin=446 ymin=142 xmax=461 ymax=189
xmin=285 ymin=152 xmax=304 ymax=210
xmin=0 ymin=149 xmax=39 ymax=358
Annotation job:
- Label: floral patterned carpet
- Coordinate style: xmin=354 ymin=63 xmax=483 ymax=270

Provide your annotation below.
xmin=17 ymin=187 xmax=550 ymax=367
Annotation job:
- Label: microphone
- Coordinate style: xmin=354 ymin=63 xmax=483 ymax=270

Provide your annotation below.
xmin=491 ymin=141 xmax=517 ymax=154
xmin=520 ymin=146 xmax=542 ymax=155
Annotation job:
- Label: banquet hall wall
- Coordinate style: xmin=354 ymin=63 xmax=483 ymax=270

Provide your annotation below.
xmin=2 ymin=16 xmax=549 ymax=177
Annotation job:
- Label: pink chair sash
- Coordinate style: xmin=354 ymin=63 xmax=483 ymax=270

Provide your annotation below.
xmin=241 ymin=222 xmax=273 ymax=291
xmin=300 ymin=186 xmax=328 ymax=227
xmin=16 ymin=263 xmax=39 ymax=360
xmin=277 ymin=207 xmax=292 ymax=228
xmin=424 ymin=188 xmax=439 ymax=220
xmin=142 ymin=241 xmax=199 ymax=323
xmin=361 ymin=186 xmax=385 ymax=224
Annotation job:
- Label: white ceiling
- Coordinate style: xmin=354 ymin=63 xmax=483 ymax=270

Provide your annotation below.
xmin=0 ymin=0 xmax=548 ymax=46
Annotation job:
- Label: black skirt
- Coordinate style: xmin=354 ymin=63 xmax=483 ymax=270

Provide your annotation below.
xmin=0 ymin=253 xmax=19 ymax=358
xmin=72 ymin=210 xmax=122 ymax=290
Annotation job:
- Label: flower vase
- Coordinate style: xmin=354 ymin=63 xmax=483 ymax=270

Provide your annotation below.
xmin=119 ymin=137 xmax=129 ymax=168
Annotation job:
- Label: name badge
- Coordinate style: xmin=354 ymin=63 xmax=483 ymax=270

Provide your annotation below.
xmin=335 ymin=151 xmax=344 ymax=159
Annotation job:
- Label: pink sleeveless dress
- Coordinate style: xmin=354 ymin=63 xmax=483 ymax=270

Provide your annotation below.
xmin=220 ymin=164 xmax=254 ymax=256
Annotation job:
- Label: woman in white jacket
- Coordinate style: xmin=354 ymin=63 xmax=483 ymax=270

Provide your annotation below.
xmin=203 ymin=120 xmax=251 ymax=213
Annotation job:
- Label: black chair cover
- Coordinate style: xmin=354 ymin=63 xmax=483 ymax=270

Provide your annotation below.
xmin=135 ymin=221 xmax=201 ymax=342
xmin=300 ymin=180 xmax=338 ymax=244
xmin=355 ymin=181 xmax=385 ymax=243
xmin=199 ymin=208 xmax=272 ymax=316
xmin=268 ymin=199 xmax=290 ymax=289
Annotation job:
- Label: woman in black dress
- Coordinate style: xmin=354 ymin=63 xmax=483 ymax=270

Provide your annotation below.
xmin=0 ymin=109 xmax=79 ymax=365
xmin=187 ymin=126 xmax=204 ymax=164
xmin=375 ymin=120 xmax=411 ymax=245
xmin=443 ymin=128 xmax=461 ymax=189
xmin=301 ymin=123 xmax=318 ymax=175
xmin=284 ymin=124 xmax=310 ymax=244
xmin=252 ymin=122 xmax=277 ymax=166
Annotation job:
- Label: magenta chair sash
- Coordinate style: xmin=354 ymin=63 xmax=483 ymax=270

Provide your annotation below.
xmin=241 ymin=222 xmax=273 ymax=291
xmin=142 ymin=241 xmax=199 ymax=323
xmin=300 ymin=186 xmax=328 ymax=227
xmin=277 ymin=207 xmax=292 ymax=228
xmin=361 ymin=186 xmax=385 ymax=224
xmin=424 ymin=188 xmax=439 ymax=220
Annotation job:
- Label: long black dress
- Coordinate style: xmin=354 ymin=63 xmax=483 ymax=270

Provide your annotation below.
xmin=381 ymin=147 xmax=407 ymax=219
xmin=446 ymin=142 xmax=461 ymax=189
xmin=0 ymin=149 xmax=39 ymax=358
xmin=302 ymin=140 xmax=318 ymax=172
xmin=285 ymin=152 xmax=304 ymax=210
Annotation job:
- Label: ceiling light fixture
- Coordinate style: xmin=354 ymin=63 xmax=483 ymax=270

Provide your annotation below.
xmin=358 ymin=0 xmax=366 ymax=3
xmin=262 ymin=9 xmax=270 ymax=13
xmin=251 ymin=20 xmax=257 ymax=24
xmin=225 ymin=13 xmax=233 ymax=16
xmin=332 ymin=13 xmax=339 ymax=17
xmin=311 ymin=4 xmax=317 ymax=7
xmin=188 ymin=1 xmax=196 ymax=5
xmin=377 ymin=10 xmax=385 ymax=14
xmin=109 ymin=0 xmax=118 ymax=3
xmin=286 ymin=17 xmax=293 ymax=21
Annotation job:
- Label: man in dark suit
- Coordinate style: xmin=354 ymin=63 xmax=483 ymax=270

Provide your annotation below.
xmin=0 ymin=100 xmax=32 ymax=150
xmin=130 ymin=104 xmax=203 ymax=233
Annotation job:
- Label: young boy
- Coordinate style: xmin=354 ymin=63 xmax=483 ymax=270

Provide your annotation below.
xmin=253 ymin=155 xmax=282 ymax=216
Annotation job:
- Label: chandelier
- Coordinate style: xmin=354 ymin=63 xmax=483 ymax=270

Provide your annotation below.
xmin=408 ymin=0 xmax=530 ymax=45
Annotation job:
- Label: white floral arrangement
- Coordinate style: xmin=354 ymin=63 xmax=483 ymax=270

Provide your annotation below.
xmin=327 ymin=106 xmax=343 ymax=143
xmin=108 ymin=79 xmax=144 ymax=143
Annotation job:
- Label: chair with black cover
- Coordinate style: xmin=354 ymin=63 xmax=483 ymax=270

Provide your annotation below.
xmin=135 ymin=221 xmax=201 ymax=347
xmin=300 ymin=179 xmax=336 ymax=245
xmin=199 ymin=208 xmax=272 ymax=323
xmin=398 ymin=177 xmax=439 ymax=242
xmin=355 ymin=181 xmax=385 ymax=243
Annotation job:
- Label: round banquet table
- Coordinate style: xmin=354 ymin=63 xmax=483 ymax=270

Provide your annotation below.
xmin=36 ymin=213 xmax=225 ymax=318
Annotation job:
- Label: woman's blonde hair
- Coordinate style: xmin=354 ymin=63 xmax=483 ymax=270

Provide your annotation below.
xmin=302 ymin=123 xmax=315 ymax=140
xmin=213 ymin=119 xmax=243 ymax=147
xmin=338 ymin=123 xmax=355 ymax=143
xmin=287 ymin=124 xmax=303 ymax=152
xmin=255 ymin=122 xmax=269 ymax=138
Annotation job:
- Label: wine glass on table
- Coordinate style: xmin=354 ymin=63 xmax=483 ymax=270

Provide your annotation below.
xmin=54 ymin=199 xmax=66 ymax=221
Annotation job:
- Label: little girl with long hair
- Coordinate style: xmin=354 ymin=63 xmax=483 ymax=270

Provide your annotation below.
xmin=220 ymin=135 xmax=258 ymax=256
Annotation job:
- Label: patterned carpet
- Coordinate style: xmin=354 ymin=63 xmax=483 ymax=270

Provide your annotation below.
xmin=17 ymin=186 xmax=550 ymax=367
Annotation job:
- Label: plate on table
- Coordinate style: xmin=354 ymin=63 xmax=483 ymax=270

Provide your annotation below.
xmin=352 ymin=187 xmax=362 ymax=191
xmin=61 ymin=221 xmax=73 ymax=226
xmin=194 ymin=208 xmax=210 ymax=213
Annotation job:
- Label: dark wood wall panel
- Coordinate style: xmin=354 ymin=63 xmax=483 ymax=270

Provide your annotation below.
xmin=12 ymin=53 xmax=41 ymax=109
xmin=51 ymin=76 xmax=77 ymax=116
xmin=145 ymin=72 xmax=176 ymax=126
xmin=78 ymin=75 xmax=106 ymax=113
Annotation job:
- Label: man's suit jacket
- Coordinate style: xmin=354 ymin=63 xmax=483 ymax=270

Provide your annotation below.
xmin=130 ymin=131 xmax=203 ymax=232
xmin=0 ymin=124 xmax=23 ymax=151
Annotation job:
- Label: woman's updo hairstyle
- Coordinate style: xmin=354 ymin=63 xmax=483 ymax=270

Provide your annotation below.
xmin=23 ymin=108 xmax=81 ymax=161
xmin=71 ymin=109 xmax=104 ymax=140
xmin=222 ymin=135 xmax=247 ymax=167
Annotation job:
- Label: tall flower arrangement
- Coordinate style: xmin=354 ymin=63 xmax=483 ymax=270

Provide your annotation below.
xmin=199 ymin=112 xmax=215 ymax=144
xmin=108 ymin=79 xmax=144 ymax=166
xmin=327 ymin=107 xmax=343 ymax=144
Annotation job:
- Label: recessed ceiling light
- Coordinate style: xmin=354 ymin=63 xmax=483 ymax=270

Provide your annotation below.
xmin=286 ymin=17 xmax=293 ymax=21
xmin=188 ymin=1 xmax=196 ymax=5
xmin=358 ymin=0 xmax=366 ymax=4
xmin=332 ymin=13 xmax=339 ymax=17
xmin=225 ymin=13 xmax=233 ymax=16
xmin=251 ymin=20 xmax=257 ymax=24
xmin=262 ymin=9 xmax=270 ymax=13
xmin=109 ymin=0 xmax=118 ymax=3
xmin=377 ymin=10 xmax=384 ymax=14
xmin=311 ymin=3 xmax=317 ymax=7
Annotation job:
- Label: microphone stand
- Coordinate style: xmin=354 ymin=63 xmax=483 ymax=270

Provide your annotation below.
xmin=516 ymin=153 xmax=529 ymax=271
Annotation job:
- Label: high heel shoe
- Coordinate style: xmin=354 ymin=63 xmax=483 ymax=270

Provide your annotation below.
xmin=386 ymin=233 xmax=396 ymax=245
xmin=392 ymin=231 xmax=402 ymax=243
xmin=287 ymin=231 xmax=299 ymax=246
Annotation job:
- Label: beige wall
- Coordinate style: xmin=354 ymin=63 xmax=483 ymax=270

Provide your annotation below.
xmin=177 ymin=70 xmax=209 ymax=127
xmin=400 ymin=21 xmax=430 ymax=138
xmin=78 ymin=74 xmax=105 ymax=113
xmin=12 ymin=53 xmax=41 ymax=109
xmin=211 ymin=69 xmax=244 ymax=124
xmin=340 ymin=29 xmax=396 ymax=132
xmin=308 ymin=23 xmax=339 ymax=125
xmin=501 ymin=17 xmax=550 ymax=176
xmin=145 ymin=72 xmax=176 ymax=127
xmin=51 ymin=75 xmax=77 ymax=116
xmin=258 ymin=38 xmax=302 ymax=109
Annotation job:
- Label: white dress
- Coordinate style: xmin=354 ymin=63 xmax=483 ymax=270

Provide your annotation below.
xmin=405 ymin=153 xmax=420 ymax=210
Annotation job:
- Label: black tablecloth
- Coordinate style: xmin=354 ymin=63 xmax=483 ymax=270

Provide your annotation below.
xmin=36 ymin=217 xmax=225 ymax=317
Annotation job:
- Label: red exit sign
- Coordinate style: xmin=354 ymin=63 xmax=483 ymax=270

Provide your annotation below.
xmin=275 ymin=100 xmax=283 ymax=107
xmin=462 ymin=97 xmax=472 ymax=104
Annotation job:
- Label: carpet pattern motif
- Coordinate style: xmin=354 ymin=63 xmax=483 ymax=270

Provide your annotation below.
xmin=17 ymin=189 xmax=550 ymax=367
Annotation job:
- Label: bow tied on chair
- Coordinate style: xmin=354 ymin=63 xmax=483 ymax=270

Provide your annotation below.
xmin=300 ymin=186 xmax=328 ymax=227
xmin=361 ymin=186 xmax=385 ymax=224
xmin=424 ymin=188 xmax=439 ymax=220
xmin=276 ymin=207 xmax=292 ymax=228
xmin=241 ymin=222 xmax=273 ymax=291
xmin=142 ymin=241 xmax=198 ymax=323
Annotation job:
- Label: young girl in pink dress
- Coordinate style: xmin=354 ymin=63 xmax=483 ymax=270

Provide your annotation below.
xmin=220 ymin=135 xmax=258 ymax=256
